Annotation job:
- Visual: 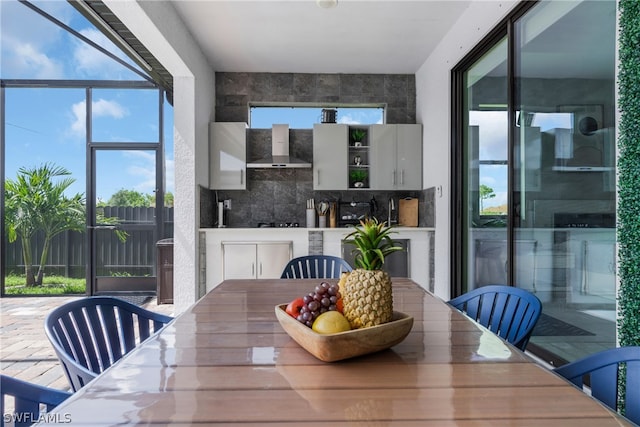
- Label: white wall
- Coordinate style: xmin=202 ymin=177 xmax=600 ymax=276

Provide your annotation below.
xmin=104 ymin=1 xmax=215 ymax=313
xmin=415 ymin=1 xmax=518 ymax=300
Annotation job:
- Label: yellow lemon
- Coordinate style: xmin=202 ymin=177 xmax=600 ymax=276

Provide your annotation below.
xmin=312 ymin=311 xmax=351 ymax=334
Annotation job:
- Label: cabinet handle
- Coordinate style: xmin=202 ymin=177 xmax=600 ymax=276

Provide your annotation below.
xmin=259 ymin=262 xmax=263 ymax=277
xmin=400 ymin=170 xmax=405 ymax=185
xmin=240 ymin=170 xmax=244 ymax=185
xmin=317 ymin=169 xmax=321 ymax=185
xmin=252 ymin=262 xmax=255 ymax=277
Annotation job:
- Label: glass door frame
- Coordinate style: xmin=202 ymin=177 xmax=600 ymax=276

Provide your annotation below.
xmin=0 ymin=80 xmax=162 ymax=296
xmin=452 ymin=0 xmax=618 ymax=366
xmin=450 ymin=1 xmax=536 ymax=298
xmin=87 ymin=86 xmax=166 ymax=295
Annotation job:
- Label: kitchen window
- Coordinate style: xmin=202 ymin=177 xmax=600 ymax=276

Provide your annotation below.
xmin=249 ymin=105 xmax=384 ymax=129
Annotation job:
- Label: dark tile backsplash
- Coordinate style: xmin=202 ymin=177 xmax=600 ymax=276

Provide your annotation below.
xmin=206 ymin=185 xmax=434 ymax=229
xmin=203 ymin=71 xmax=434 ymax=229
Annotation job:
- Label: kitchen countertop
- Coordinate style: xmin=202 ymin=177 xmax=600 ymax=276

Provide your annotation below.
xmin=200 ymin=227 xmax=435 ymax=231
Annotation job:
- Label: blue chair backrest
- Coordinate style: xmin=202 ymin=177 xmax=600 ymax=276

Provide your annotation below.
xmin=281 ymin=255 xmax=353 ymax=279
xmin=45 ymin=296 xmax=173 ymax=392
xmin=554 ymin=346 xmax=640 ymax=425
xmin=447 ymin=285 xmax=542 ymax=351
xmin=0 ymin=374 xmax=71 ymax=427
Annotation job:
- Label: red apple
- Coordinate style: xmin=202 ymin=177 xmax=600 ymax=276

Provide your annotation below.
xmin=285 ymin=297 xmax=304 ymax=318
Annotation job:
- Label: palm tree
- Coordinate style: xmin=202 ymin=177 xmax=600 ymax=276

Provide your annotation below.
xmin=479 ymin=184 xmax=496 ymax=213
xmin=5 ymin=163 xmax=85 ymax=286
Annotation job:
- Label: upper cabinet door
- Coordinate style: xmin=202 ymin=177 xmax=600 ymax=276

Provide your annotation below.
xmin=313 ymin=124 xmax=348 ymax=190
xmin=210 ymin=122 xmax=247 ymax=190
xmin=370 ymin=124 xmax=397 ymax=190
xmin=396 ymin=124 xmax=422 ymax=190
xmin=370 ymin=124 xmax=422 ymax=190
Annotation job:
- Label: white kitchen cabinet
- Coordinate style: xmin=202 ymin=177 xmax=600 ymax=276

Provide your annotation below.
xmin=313 ymin=124 xmax=348 ymax=190
xmin=209 ymin=122 xmax=247 ymax=190
xmin=222 ymin=241 xmax=292 ymax=279
xmin=370 ymin=124 xmax=422 ymax=190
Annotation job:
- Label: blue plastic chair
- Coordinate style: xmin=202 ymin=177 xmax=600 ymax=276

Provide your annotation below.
xmin=0 ymin=374 xmax=71 ymax=427
xmin=281 ymin=255 xmax=353 ymax=279
xmin=45 ymin=296 xmax=173 ymax=392
xmin=554 ymin=346 xmax=640 ymax=425
xmin=447 ymin=285 xmax=542 ymax=351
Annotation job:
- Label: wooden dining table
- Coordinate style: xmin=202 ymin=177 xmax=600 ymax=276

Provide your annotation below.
xmin=39 ymin=278 xmax=633 ymax=426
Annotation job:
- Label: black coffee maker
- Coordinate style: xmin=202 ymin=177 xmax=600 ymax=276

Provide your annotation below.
xmin=337 ymin=197 xmax=377 ymax=227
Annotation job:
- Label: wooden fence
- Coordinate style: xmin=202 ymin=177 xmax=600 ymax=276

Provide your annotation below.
xmin=4 ymin=206 xmax=173 ymax=278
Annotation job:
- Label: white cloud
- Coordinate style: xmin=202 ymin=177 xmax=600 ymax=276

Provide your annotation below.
xmin=0 ymin=1 xmax=68 ymax=78
xmin=338 ymin=115 xmax=360 ymax=125
xmin=73 ymin=28 xmax=137 ymax=78
xmin=70 ymin=101 xmax=86 ymax=136
xmin=338 ymin=109 xmax=384 ymax=125
xmin=69 ymin=98 xmax=127 ymax=136
xmin=93 ymin=99 xmax=127 ymax=119
xmin=124 ymin=151 xmax=156 ymax=193
xmin=469 ymin=111 xmax=508 ymax=160
xmin=3 ymin=38 xmax=64 ymax=79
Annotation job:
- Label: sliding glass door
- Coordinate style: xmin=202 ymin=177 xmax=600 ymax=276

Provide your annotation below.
xmin=455 ymin=0 xmax=616 ymax=364
xmin=459 ymin=37 xmax=509 ymax=295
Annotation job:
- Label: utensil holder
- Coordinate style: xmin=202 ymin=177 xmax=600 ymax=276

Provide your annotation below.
xmin=306 ymin=209 xmax=316 ymax=228
xmin=318 ymin=215 xmax=327 ymax=228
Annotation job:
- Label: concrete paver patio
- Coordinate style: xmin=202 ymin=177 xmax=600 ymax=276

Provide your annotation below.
xmin=0 ymin=295 xmax=174 ymax=392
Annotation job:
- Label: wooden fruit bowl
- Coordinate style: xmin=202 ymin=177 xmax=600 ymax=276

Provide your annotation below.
xmin=275 ymin=304 xmax=413 ymax=362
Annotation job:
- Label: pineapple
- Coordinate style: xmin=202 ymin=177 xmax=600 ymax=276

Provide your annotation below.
xmin=341 ymin=218 xmax=403 ymax=328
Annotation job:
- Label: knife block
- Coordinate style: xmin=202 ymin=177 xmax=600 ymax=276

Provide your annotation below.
xmin=306 ymin=209 xmax=316 ymax=228
xmin=329 ymin=203 xmax=337 ymax=228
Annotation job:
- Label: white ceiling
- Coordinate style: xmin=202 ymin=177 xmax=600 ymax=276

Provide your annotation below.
xmin=170 ymin=0 xmax=471 ymax=74
xmin=169 ymin=0 xmax=616 ymax=79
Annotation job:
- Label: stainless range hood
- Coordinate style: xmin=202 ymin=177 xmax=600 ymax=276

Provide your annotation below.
xmin=246 ymin=124 xmax=311 ymax=168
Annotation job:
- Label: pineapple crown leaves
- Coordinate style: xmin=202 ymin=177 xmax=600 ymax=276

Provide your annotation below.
xmin=344 ymin=217 xmax=403 ymax=270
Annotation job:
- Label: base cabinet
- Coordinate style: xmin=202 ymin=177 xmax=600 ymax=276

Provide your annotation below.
xmin=222 ymin=242 xmax=292 ymax=279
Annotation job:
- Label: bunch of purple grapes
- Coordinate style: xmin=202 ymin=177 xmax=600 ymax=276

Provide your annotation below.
xmin=296 ymin=281 xmax=341 ymax=327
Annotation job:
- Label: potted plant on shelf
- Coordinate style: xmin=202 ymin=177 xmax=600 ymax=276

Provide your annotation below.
xmin=351 ymin=129 xmax=366 ymax=146
xmin=350 ymin=169 xmax=368 ymax=188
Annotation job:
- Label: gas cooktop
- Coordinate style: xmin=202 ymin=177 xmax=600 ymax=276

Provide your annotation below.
xmin=256 ymin=222 xmax=300 ymax=228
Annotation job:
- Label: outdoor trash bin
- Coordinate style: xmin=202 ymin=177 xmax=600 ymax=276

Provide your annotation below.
xmin=156 ymin=238 xmax=174 ymax=304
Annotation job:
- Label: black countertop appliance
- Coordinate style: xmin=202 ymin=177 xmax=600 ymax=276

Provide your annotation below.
xmin=338 ymin=197 xmax=377 ymax=227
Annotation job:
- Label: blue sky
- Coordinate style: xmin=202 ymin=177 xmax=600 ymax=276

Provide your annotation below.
xmin=469 ymin=110 xmax=572 ymax=211
xmin=1 ymin=0 xmax=174 ymax=202
xmin=2 ymin=0 xmax=566 ymax=211
xmin=1 ymin=1 xmax=383 ymax=202
xmin=250 ymin=107 xmax=384 ymax=129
